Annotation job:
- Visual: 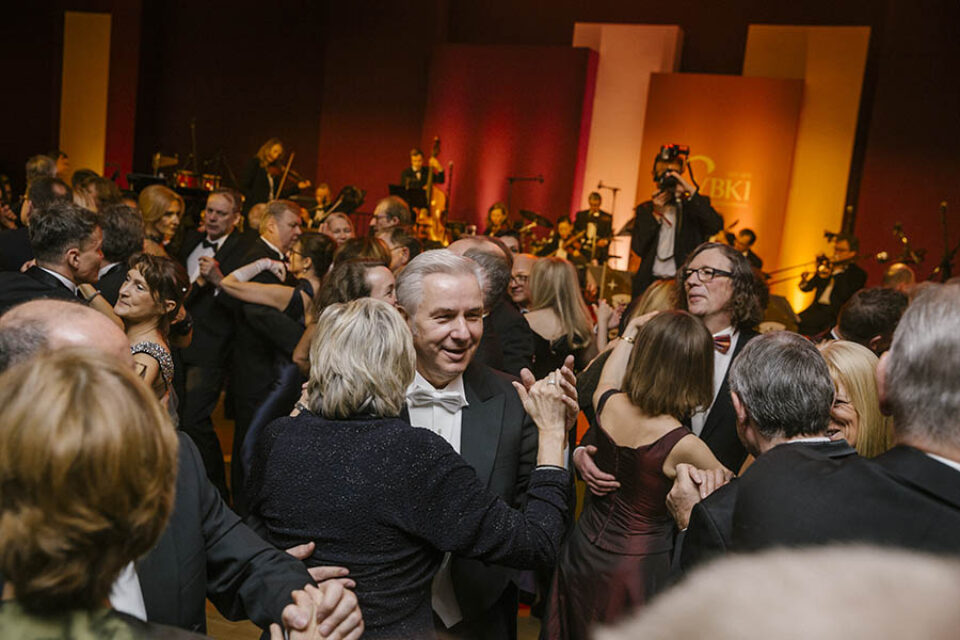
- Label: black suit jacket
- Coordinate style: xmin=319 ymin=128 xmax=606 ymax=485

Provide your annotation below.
xmin=675 ymin=440 xmax=857 ymax=576
xmin=473 ymin=297 xmax=534 ymax=378
xmin=697 ymin=328 xmax=758 ymax=472
xmin=799 ymin=263 xmax=867 ymax=315
xmin=400 ymin=166 xmax=445 ymax=190
xmin=573 ymin=209 xmax=613 ymax=261
xmin=630 ymin=194 xmax=723 ymax=295
xmin=96 ymin=262 xmax=127 ymax=307
xmin=176 ymin=230 xmax=248 ymax=367
xmin=139 ymin=433 xmax=312 ymax=633
xmin=0 ymin=265 xmax=79 ymax=314
xmin=0 ymin=227 xmax=32 ymax=272
xmin=402 ymin=361 xmax=539 ymax=621
xmin=733 ymin=444 xmax=960 ymax=555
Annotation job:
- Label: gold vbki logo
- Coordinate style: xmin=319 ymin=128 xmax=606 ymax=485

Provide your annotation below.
xmin=689 ymin=155 xmax=752 ymax=207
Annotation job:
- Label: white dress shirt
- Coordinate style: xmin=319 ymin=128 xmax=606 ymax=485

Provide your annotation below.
xmin=927 ymin=452 xmax=960 ymax=474
xmin=109 ymin=562 xmax=147 ymax=620
xmin=98 ymin=262 xmax=120 ymax=280
xmin=405 ymin=371 xmax=469 ymax=627
xmin=651 ymin=204 xmax=678 ymax=278
xmin=690 ymin=327 xmax=739 ymax=437
xmin=186 ymin=235 xmax=226 ymax=283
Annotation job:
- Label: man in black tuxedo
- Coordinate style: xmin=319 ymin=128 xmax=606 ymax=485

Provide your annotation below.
xmin=396 ymin=250 xmax=573 ymax=639
xmin=400 ymin=147 xmax=444 ymax=190
xmin=449 ymin=235 xmax=535 ymax=378
xmin=631 ymin=150 xmax=723 ymax=296
xmin=228 ymin=199 xmax=304 ymax=510
xmin=0 ymin=176 xmax=71 ymax=272
xmin=797 ymin=233 xmax=867 ymax=336
xmin=829 ymin=287 xmax=908 ymax=355
xmin=665 ymin=331 xmax=855 ymax=575
xmin=730 ymin=228 xmax=763 ymax=270
xmin=573 ymin=191 xmax=613 ymax=263
xmin=0 ymin=299 xmax=364 ymax=637
xmin=0 ymin=200 xmax=103 ymax=314
xmin=96 ymin=203 xmax=145 ymax=305
xmin=575 ymin=243 xmax=764 ymax=496
xmin=173 ymin=188 xmax=248 ymax=499
xmin=733 ymin=284 xmax=960 ymax=555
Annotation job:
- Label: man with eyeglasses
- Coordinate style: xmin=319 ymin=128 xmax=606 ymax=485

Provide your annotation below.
xmin=575 ymin=242 xmax=763 ymax=494
xmin=176 ymin=188 xmax=248 ymax=499
xmin=508 ymin=253 xmax=537 ymax=312
xmin=371 ymin=196 xmax=412 ymax=243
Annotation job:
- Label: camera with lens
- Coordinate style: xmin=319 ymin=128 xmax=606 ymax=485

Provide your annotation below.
xmin=653 ymin=143 xmax=690 ymax=192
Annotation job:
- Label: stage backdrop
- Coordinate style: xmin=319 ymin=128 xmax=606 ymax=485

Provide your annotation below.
xmin=636 ymin=73 xmax=804 ymax=272
xmin=421 ymin=44 xmax=597 ymax=231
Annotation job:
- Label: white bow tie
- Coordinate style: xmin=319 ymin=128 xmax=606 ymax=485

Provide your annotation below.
xmin=407 ymin=387 xmax=467 ymax=413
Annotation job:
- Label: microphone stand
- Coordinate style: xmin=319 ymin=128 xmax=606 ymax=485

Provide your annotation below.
xmin=506 ymin=174 xmax=543 ymax=217
xmin=930 ymin=202 xmax=958 ymax=281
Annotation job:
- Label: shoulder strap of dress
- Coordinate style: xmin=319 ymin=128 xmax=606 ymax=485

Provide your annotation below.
xmin=596 ymin=388 xmax=620 ymax=416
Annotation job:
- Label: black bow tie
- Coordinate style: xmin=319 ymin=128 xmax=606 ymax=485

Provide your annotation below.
xmin=201 ymin=239 xmax=219 ymax=250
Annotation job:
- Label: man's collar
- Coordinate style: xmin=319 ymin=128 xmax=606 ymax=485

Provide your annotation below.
xmin=410 ymin=370 xmax=466 ymax=395
xmin=98 ymin=262 xmax=121 ymax=279
xmin=38 ymin=265 xmax=78 ymax=294
xmin=260 ymin=236 xmax=284 ymax=258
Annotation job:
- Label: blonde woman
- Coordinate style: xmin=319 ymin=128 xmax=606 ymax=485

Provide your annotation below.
xmin=320 ymin=212 xmax=355 ymax=248
xmin=138 ymin=184 xmax=184 ymax=256
xmin=525 ymin=256 xmax=597 ymax=377
xmin=819 ymin=340 xmax=893 ymax=457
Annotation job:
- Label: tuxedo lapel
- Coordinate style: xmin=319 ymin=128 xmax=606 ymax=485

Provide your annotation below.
xmin=460 ymin=365 xmax=505 ymax=487
xmin=700 ymin=329 xmax=757 ymax=443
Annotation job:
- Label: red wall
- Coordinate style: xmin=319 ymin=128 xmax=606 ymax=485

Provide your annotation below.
xmin=421 ymin=44 xmax=596 ymax=228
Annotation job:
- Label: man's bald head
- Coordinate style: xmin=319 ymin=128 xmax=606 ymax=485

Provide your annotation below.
xmin=447 ymin=235 xmax=513 ymax=267
xmin=0 ymin=300 xmax=132 ymax=372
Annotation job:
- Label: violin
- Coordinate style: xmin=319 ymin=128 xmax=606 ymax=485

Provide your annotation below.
xmin=267 ymin=153 xmax=311 ymax=193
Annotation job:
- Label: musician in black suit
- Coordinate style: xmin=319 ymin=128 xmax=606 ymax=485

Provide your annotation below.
xmin=0 ymin=176 xmax=71 ymax=272
xmin=396 ymin=251 xmax=574 ymax=639
xmin=576 ymin=243 xmax=763 ymax=494
xmin=95 ymin=203 xmax=145 ymax=306
xmin=728 ymin=228 xmax=763 ymax=270
xmin=0 ymin=299 xmax=364 ymax=638
xmin=0 ymin=201 xmax=103 ymax=315
xmin=797 ymin=233 xmax=867 ymax=336
xmin=733 ymin=284 xmax=960 ymax=555
xmin=229 ymin=199 xmax=305 ymax=511
xmin=631 ymin=152 xmax=723 ymax=296
xmin=400 ymin=147 xmax=444 ymax=190
xmin=239 ymin=138 xmax=311 ymax=216
xmin=573 ymin=192 xmax=613 ymax=263
xmin=174 ymin=189 xmax=248 ymax=499
xmin=666 ymin=332 xmax=855 ymax=576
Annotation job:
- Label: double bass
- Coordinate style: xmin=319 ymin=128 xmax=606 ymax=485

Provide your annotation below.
xmin=422 ymin=137 xmax=448 ymax=244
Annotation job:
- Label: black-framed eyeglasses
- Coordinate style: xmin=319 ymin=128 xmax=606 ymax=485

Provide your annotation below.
xmin=682 ymin=266 xmax=734 ymax=283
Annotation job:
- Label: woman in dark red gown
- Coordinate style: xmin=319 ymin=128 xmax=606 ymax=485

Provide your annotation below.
xmin=544 ymin=310 xmax=730 ymax=638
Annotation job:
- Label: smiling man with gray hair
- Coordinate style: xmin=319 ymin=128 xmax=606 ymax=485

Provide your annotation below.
xmin=732 ymin=283 xmax=960 ymax=554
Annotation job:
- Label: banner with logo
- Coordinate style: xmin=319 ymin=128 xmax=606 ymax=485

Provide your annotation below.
xmin=636 ymin=73 xmax=804 ymax=272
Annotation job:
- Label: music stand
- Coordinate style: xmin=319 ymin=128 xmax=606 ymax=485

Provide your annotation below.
xmin=388 ymin=185 xmax=427 ymax=210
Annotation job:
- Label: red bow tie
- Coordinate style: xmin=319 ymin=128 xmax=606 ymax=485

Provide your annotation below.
xmin=714 ymin=334 xmax=732 ymax=354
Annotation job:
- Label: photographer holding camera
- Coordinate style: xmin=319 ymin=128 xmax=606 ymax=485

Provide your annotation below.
xmin=631 ymin=145 xmax=724 ymax=295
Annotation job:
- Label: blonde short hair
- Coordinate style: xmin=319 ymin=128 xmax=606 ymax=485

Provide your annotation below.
xmin=308 ymin=298 xmax=415 ymax=418
xmin=819 ymin=340 xmax=893 ymax=457
xmin=0 ymin=348 xmax=177 ymax=613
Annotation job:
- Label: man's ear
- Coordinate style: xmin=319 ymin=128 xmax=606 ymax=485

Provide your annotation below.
xmin=64 ymin=246 xmax=81 ymax=270
xmin=868 ymin=334 xmax=885 ymax=355
xmin=877 ymin=351 xmax=892 ymax=415
xmin=399 ymin=247 xmax=410 ymax=267
xmin=731 ymin=391 xmax=748 ymax=426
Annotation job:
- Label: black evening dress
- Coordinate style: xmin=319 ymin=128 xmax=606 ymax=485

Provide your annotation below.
xmin=246 ymin=412 xmax=570 ymax=639
xmin=543 ymin=390 xmax=690 ymax=639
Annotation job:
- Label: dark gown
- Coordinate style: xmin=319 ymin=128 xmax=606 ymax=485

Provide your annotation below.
xmin=543 ymin=390 xmax=690 ymax=639
xmin=529 ymin=331 xmax=590 ymax=380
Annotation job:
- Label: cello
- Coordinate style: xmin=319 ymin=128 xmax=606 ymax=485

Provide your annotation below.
xmin=422 ymin=137 xmax=448 ymax=244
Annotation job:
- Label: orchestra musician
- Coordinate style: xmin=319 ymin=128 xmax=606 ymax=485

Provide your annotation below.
xmin=483 ymin=201 xmax=511 ymax=236
xmin=797 ymin=233 xmax=867 ymax=336
xmin=573 ymin=192 xmax=613 ymax=263
xmin=729 ymin=228 xmax=763 ymax=270
xmin=308 ymin=183 xmax=333 ymax=229
xmin=240 ymin=138 xmax=311 ymax=215
xmin=537 ymin=216 xmax=586 ymax=267
xmin=400 ymin=147 xmax=444 ymax=190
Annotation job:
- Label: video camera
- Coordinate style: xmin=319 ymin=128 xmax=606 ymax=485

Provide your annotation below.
xmin=653 ymin=144 xmax=690 ymax=191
